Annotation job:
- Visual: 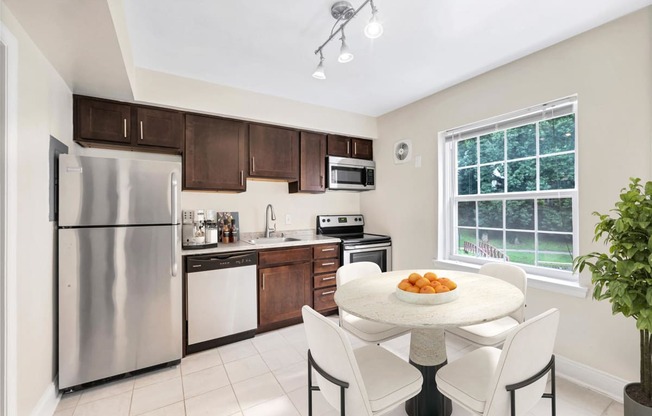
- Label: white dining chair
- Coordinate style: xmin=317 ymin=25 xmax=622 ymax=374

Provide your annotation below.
xmin=447 ymin=262 xmax=527 ymax=346
xmin=436 ymin=308 xmax=559 ymax=416
xmin=302 ymin=305 xmax=423 ymax=416
xmin=336 ymin=262 xmax=410 ymax=343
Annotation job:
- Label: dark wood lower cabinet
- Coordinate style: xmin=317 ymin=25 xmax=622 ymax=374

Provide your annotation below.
xmin=258 ymin=263 xmax=311 ymax=328
xmin=257 ymin=247 xmax=312 ymax=331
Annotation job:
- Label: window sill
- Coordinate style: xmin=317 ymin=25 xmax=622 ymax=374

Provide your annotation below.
xmin=431 ymin=259 xmax=588 ymax=298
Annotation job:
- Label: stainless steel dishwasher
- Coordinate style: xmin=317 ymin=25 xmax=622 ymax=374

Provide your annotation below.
xmin=186 ymin=251 xmax=257 ymax=354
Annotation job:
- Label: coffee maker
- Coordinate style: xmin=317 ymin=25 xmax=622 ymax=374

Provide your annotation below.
xmin=182 ymin=210 xmax=217 ymax=249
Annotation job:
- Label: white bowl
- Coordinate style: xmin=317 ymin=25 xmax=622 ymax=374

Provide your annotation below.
xmin=395 ymin=286 xmax=459 ymax=305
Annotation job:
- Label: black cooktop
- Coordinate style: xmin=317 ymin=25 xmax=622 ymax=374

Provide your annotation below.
xmin=333 ymin=232 xmax=392 ymax=245
xmin=316 ymin=214 xmax=391 ymax=245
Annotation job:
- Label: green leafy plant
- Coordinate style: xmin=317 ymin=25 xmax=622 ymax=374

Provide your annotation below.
xmin=573 ymin=178 xmax=652 ymax=406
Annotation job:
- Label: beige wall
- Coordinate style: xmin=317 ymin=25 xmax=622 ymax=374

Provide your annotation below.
xmin=365 ymin=8 xmax=652 ymax=381
xmin=2 ymin=4 xmax=75 ymax=414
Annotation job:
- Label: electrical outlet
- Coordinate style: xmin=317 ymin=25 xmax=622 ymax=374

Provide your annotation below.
xmin=285 ymin=214 xmax=292 ymax=225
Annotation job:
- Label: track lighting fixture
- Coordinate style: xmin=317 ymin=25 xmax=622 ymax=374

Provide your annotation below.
xmin=312 ymin=0 xmax=383 ymax=80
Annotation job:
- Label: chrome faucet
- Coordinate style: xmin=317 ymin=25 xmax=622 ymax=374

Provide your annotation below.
xmin=264 ymin=204 xmax=276 ymax=238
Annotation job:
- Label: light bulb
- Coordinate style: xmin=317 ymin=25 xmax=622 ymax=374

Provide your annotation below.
xmin=312 ymin=59 xmax=326 ymax=80
xmin=338 ymin=35 xmax=354 ymax=63
xmin=364 ymin=13 xmax=383 ymax=39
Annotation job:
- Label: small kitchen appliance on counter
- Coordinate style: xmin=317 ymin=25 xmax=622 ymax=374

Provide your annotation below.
xmin=182 ymin=209 xmax=218 ymax=250
xmin=316 ymin=214 xmax=392 ymax=271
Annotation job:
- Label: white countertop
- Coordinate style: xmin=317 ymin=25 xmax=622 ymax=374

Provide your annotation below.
xmin=181 ymin=231 xmax=340 ymax=256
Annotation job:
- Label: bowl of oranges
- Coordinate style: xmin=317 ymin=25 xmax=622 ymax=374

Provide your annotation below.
xmin=395 ymin=272 xmax=459 ymax=305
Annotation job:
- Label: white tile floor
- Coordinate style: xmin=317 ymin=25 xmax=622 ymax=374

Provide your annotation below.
xmin=54 ymin=316 xmax=624 ymax=416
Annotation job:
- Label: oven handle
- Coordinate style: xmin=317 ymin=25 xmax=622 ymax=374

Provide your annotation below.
xmin=344 ymin=242 xmax=392 ymax=251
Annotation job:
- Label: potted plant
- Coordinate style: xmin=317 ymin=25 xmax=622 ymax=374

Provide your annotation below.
xmin=574 ymin=178 xmax=652 ymax=415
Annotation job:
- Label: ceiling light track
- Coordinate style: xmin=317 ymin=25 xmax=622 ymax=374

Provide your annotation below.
xmin=312 ymin=0 xmax=383 ymax=80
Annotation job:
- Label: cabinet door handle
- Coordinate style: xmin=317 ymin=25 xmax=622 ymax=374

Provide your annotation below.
xmin=346 ymin=141 xmax=350 ymax=155
xmin=139 ymin=121 xmax=144 ymax=141
xmin=354 ymin=141 xmax=357 ymax=155
xmin=123 ymin=119 xmax=127 ymax=138
xmin=321 ymin=248 xmax=335 ymax=252
xmin=321 ymin=262 xmax=335 ymax=266
xmin=320 ymin=175 xmax=324 ymax=187
xmin=240 ymin=170 xmax=244 ymax=186
xmin=321 ymin=276 xmax=335 ymax=281
xmin=321 ymin=290 xmax=335 ymax=296
xmin=262 ymin=273 xmax=265 ymax=290
xmin=251 ymin=157 xmax=255 ymax=172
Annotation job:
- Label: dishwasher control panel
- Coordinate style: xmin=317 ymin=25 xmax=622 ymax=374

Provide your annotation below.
xmin=186 ymin=251 xmax=257 ymax=273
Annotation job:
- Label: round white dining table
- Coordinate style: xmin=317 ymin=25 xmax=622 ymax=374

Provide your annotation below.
xmin=334 ymin=269 xmax=524 ymax=416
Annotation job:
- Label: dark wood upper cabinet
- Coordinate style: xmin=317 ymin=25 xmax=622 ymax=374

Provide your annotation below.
xmin=135 ymin=107 xmax=183 ymax=149
xmin=351 ymin=138 xmax=373 ymax=160
xmin=184 ymin=114 xmax=248 ymax=191
xmin=327 ymin=134 xmax=351 ymax=157
xmin=76 ymin=97 xmax=131 ymax=144
xmin=327 ymin=134 xmax=373 ymax=160
xmin=74 ymin=95 xmax=183 ymax=154
xmin=289 ymin=131 xmax=326 ymax=193
xmin=249 ymin=124 xmax=299 ymax=180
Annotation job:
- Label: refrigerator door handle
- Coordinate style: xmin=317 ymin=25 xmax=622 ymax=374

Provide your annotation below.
xmin=171 ymin=172 xmax=179 ymax=277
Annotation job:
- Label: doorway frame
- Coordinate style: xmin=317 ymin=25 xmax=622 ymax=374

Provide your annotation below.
xmin=1 ymin=22 xmax=19 ymax=416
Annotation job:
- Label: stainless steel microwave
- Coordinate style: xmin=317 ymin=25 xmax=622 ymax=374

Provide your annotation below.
xmin=327 ymin=156 xmax=376 ymax=191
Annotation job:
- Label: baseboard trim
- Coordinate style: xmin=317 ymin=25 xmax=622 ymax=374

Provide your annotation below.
xmin=30 ymin=381 xmax=59 ymax=416
xmin=556 ymin=354 xmax=627 ymax=403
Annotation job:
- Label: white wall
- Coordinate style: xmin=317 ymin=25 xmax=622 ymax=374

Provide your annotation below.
xmin=1 ymin=4 xmax=74 ymax=415
xmin=365 ymin=8 xmax=652 ymax=382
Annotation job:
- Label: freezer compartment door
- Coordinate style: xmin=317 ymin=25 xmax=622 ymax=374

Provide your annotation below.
xmin=59 ymin=155 xmax=181 ymax=227
xmin=58 ymin=225 xmax=182 ymax=389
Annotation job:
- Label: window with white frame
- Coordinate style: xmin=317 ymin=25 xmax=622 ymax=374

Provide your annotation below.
xmin=440 ymin=97 xmax=578 ymax=281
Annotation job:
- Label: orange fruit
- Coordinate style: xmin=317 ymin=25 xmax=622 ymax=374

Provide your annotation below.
xmin=398 ymin=281 xmax=412 ymax=291
xmin=420 ymin=285 xmax=436 ymax=294
xmin=424 ymin=272 xmax=438 ymax=282
xmin=408 ymin=273 xmax=422 ymax=284
xmin=441 ymin=279 xmax=457 ymax=290
xmin=415 ymin=277 xmax=430 ymax=288
xmin=435 ymin=285 xmax=450 ymax=293
xmin=430 ymin=281 xmax=442 ymax=288
xmin=406 ymin=285 xmax=420 ymax=293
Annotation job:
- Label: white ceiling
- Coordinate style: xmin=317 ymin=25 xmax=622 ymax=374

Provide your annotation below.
xmin=5 ymin=0 xmax=652 ymax=117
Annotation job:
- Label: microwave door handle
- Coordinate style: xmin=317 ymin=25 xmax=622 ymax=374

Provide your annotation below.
xmin=362 ymin=168 xmax=368 ymax=187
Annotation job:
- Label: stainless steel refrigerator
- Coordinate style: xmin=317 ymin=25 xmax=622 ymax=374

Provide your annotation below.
xmin=58 ymin=155 xmax=182 ymax=390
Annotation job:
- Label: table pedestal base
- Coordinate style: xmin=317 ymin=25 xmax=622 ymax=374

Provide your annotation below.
xmin=405 ymin=328 xmax=452 ymax=416
xmin=405 ymin=360 xmax=452 ymax=416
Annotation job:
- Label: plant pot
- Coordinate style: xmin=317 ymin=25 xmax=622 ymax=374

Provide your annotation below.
xmin=625 ymin=383 xmax=652 ymax=416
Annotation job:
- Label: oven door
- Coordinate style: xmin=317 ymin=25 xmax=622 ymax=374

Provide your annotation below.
xmin=342 ymin=243 xmax=392 ymax=272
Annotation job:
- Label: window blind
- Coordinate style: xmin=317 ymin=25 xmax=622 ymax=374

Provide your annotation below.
xmin=444 ymin=96 xmax=577 ymax=142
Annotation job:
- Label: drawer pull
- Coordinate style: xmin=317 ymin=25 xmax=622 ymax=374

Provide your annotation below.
xmin=321 ymin=248 xmax=336 ymax=252
xmin=262 ymin=273 xmax=265 ymax=290
xmin=321 ymin=290 xmax=335 ymax=296
xmin=123 ymin=119 xmax=127 ymax=138
xmin=321 ymin=262 xmax=335 ymax=266
xmin=321 ymin=276 xmax=336 ymax=281
xmin=139 ymin=121 xmax=144 ymax=140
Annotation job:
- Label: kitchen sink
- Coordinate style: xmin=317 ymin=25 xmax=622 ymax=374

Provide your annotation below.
xmin=245 ymin=237 xmax=301 ymax=245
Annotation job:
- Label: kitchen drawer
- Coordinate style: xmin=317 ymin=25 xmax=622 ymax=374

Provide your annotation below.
xmin=258 ymin=247 xmax=312 ymax=267
xmin=313 ymin=243 xmax=339 ymax=259
xmin=313 ymin=258 xmax=339 ymax=274
xmin=314 ymin=287 xmax=337 ymax=311
xmin=313 ymin=273 xmax=336 ymax=289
